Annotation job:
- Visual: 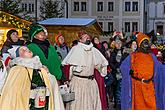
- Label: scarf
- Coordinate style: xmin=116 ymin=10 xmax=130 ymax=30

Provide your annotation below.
xmin=32 ymin=38 xmax=50 ymax=59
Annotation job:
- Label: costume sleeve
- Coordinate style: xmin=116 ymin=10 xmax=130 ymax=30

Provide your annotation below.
xmin=95 ymin=65 xmax=107 ymax=77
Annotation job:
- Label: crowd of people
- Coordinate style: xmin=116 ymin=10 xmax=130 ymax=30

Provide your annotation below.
xmin=0 ymin=23 xmax=165 ymax=110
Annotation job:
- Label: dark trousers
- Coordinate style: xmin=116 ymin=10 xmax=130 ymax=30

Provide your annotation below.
xmin=114 ymin=79 xmax=121 ymax=110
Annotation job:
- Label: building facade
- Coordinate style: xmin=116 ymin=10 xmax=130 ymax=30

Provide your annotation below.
xmin=67 ymin=0 xmax=145 ymax=36
xmin=19 ymin=0 xmax=65 ymax=21
xmin=18 ymin=0 xmax=145 ymax=36
xmin=147 ymin=0 xmax=165 ymax=38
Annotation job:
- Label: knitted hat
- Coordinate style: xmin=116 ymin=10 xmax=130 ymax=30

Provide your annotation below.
xmin=78 ymin=30 xmax=87 ymax=38
xmin=55 ymin=33 xmax=62 ymax=46
xmin=28 ymin=24 xmax=48 ymax=40
xmin=136 ymin=32 xmax=150 ymax=47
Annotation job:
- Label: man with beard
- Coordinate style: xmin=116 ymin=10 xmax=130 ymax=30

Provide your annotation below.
xmin=120 ymin=32 xmax=165 ymax=110
xmin=62 ymin=31 xmax=108 ymax=110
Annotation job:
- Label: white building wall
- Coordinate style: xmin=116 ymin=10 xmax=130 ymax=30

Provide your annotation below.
xmin=148 ymin=1 xmax=165 ymax=38
xmin=149 ymin=2 xmax=155 ymax=18
xmin=157 ymin=2 xmax=164 ymax=18
xmin=139 ymin=0 xmax=144 ymax=32
xmin=20 ymin=0 xmax=144 ymax=35
xmin=68 ymin=0 xmax=144 ymax=34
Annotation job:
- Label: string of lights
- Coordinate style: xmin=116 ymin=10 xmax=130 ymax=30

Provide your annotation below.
xmin=0 ymin=11 xmax=31 ymax=30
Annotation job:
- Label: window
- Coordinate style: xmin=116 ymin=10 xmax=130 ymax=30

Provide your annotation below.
xmin=81 ymin=2 xmax=86 ymax=11
xmin=125 ymin=2 xmax=131 ymax=11
xmin=22 ymin=3 xmax=24 ymax=11
xmin=25 ymin=4 xmax=27 ymax=11
xmin=108 ymin=22 xmax=113 ymax=32
xmin=132 ymin=22 xmax=138 ymax=32
xmin=74 ymin=2 xmax=79 ymax=11
xmin=125 ymin=22 xmax=130 ymax=32
xmin=29 ymin=4 xmax=31 ymax=12
xmin=132 ymin=2 xmax=138 ymax=11
xmin=99 ymin=22 xmax=103 ymax=29
xmin=32 ymin=4 xmax=34 ymax=12
xmin=157 ymin=25 xmax=163 ymax=35
xmin=108 ymin=2 xmax=114 ymax=11
xmin=97 ymin=2 xmax=103 ymax=11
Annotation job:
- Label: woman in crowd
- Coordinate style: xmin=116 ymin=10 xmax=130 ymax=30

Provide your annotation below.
xmin=92 ymin=37 xmax=108 ymax=110
xmin=54 ymin=33 xmax=70 ymax=61
xmin=1 ymin=29 xmax=24 ymax=56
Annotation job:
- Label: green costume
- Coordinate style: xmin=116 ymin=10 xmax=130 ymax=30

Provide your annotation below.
xmin=28 ymin=43 xmax=62 ymax=80
xmin=28 ymin=24 xmax=62 ymax=80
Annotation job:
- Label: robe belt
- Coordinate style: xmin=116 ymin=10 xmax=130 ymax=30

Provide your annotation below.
xmin=129 ymin=69 xmax=153 ymax=84
xmin=73 ymin=74 xmax=94 ymax=80
xmin=131 ymin=75 xmax=153 ymax=84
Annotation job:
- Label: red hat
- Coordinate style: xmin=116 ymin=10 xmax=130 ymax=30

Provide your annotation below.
xmin=55 ymin=33 xmax=62 ymax=46
xmin=78 ymin=31 xmax=87 ymax=38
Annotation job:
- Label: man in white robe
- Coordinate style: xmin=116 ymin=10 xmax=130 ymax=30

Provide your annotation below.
xmin=62 ymin=31 xmax=108 ymax=110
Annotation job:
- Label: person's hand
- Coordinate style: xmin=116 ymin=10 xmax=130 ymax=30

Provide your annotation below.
xmin=42 ymin=65 xmax=49 ymax=73
xmin=64 ymin=81 xmax=69 ymax=87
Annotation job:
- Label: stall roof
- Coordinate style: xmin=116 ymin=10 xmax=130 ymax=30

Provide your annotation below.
xmin=0 ymin=11 xmax=31 ymax=30
xmin=38 ymin=18 xmax=97 ymax=26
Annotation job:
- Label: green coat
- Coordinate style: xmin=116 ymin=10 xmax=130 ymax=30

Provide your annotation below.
xmin=28 ymin=43 xmax=62 ymax=80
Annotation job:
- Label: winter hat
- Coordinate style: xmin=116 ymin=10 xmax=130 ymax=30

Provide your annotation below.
xmin=28 ymin=24 xmax=48 ymax=40
xmin=136 ymin=32 xmax=150 ymax=47
xmin=7 ymin=46 xmax=20 ymax=59
xmin=7 ymin=29 xmax=18 ymax=42
xmin=55 ymin=33 xmax=63 ymax=46
xmin=78 ymin=30 xmax=87 ymax=38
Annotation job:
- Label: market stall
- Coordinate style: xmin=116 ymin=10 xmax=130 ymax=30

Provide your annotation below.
xmin=0 ymin=11 xmax=31 ymax=49
xmin=38 ymin=18 xmax=103 ymax=46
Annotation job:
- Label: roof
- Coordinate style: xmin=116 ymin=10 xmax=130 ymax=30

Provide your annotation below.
xmin=0 ymin=11 xmax=32 ymax=30
xmin=38 ymin=18 xmax=97 ymax=26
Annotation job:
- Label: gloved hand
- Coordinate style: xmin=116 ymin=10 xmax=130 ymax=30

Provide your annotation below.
xmin=129 ymin=69 xmax=134 ymax=75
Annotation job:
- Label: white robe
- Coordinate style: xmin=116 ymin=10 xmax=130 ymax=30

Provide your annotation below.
xmin=0 ymin=57 xmax=65 ymax=110
xmin=62 ymin=42 xmax=108 ymax=110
